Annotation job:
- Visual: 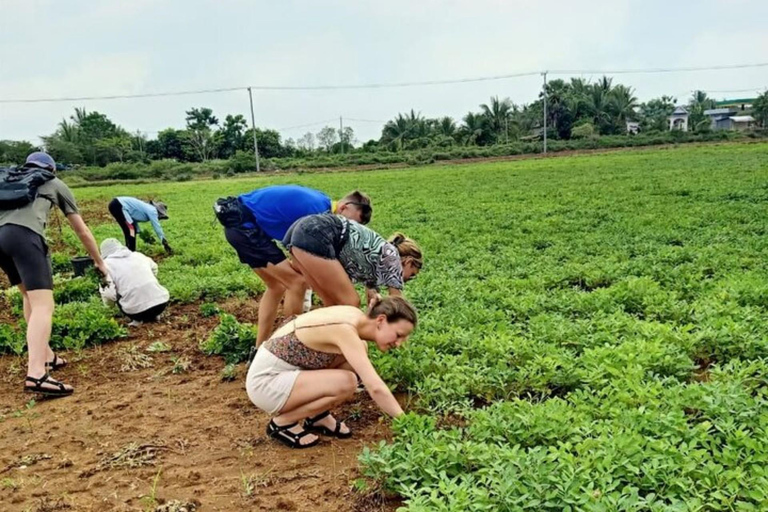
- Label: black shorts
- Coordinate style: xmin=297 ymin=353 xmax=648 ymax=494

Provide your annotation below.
xmin=0 ymin=224 xmax=54 ymax=291
xmin=225 ymin=223 xmax=286 ymax=269
xmin=282 ymin=214 xmax=348 ymax=260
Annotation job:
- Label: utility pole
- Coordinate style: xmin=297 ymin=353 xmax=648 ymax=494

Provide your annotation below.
xmin=247 ymin=87 xmax=261 ymax=172
xmin=339 ymin=116 xmax=344 ymax=154
xmin=505 ymin=118 xmax=509 ymax=145
xmin=542 ymin=71 xmax=548 ymax=154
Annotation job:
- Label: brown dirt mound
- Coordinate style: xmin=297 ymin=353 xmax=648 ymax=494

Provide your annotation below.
xmin=0 ymin=300 xmax=401 ymax=512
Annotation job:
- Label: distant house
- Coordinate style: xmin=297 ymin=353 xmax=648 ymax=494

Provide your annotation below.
xmin=704 ymin=108 xmax=737 ymax=130
xmin=626 ymin=121 xmax=640 ymax=135
xmin=730 ymin=115 xmax=756 ymax=131
xmin=704 ymin=106 xmax=756 ymax=131
xmin=668 ymin=106 xmax=689 ymax=131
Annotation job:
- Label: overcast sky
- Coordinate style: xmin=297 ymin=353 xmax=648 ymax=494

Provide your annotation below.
xmin=1 ymin=0 xmax=767 ymax=145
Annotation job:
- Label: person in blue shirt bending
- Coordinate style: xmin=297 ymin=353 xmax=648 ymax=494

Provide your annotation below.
xmin=216 ymin=185 xmax=372 ymax=343
xmin=108 ymin=197 xmax=172 ymax=253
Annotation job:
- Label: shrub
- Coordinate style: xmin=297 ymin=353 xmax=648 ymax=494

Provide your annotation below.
xmin=571 ymin=123 xmax=596 ymax=139
xmin=200 ymin=313 xmax=257 ymax=363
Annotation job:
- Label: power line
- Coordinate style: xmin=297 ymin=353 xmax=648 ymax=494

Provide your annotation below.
xmin=3 ymin=62 xmax=766 ymax=104
xmin=345 ymin=117 xmax=388 ymax=123
xmin=0 ymin=86 xmax=246 ymax=104
xmin=277 ymin=118 xmax=338 ymax=131
xmin=551 ymin=62 xmax=768 ymax=76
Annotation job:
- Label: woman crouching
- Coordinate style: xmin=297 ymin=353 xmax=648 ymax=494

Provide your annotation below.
xmin=247 ymin=296 xmax=417 ymax=448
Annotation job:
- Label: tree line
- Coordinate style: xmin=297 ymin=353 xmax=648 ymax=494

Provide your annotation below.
xmin=2 ymin=76 xmax=767 ymax=168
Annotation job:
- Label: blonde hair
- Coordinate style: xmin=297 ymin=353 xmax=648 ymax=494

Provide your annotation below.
xmin=389 ymin=233 xmax=423 ymax=269
xmin=368 ymin=296 xmax=418 ymax=328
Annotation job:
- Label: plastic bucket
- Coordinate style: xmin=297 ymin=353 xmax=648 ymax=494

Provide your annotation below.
xmin=71 ymin=256 xmax=94 ymax=277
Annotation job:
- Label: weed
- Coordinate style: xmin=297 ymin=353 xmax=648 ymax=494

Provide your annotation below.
xmin=170 ymin=356 xmax=191 ymax=374
xmin=120 ymin=345 xmax=154 ymax=372
xmin=147 ymin=341 xmax=172 ymax=353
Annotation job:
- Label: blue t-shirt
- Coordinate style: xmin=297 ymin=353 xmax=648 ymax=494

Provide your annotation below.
xmin=239 ymin=185 xmax=332 ymax=240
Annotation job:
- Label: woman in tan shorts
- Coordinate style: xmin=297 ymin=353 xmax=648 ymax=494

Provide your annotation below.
xmin=246 ymin=296 xmax=417 ymax=448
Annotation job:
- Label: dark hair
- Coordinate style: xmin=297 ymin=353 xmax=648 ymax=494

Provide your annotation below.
xmin=340 ymin=190 xmax=372 ymax=224
xmin=368 ymin=296 xmax=418 ymax=328
xmin=389 ymin=233 xmax=423 ymax=269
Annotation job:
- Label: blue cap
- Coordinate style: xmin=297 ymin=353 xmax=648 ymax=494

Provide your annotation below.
xmin=25 ymin=151 xmax=56 ymax=171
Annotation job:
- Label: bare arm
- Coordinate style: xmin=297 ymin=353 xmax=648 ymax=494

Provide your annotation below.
xmin=336 ymin=326 xmax=403 ymax=417
xmin=66 ymin=213 xmax=108 ymax=276
xmin=387 ymin=287 xmax=402 ymax=297
xmin=365 ymin=287 xmax=381 ymax=313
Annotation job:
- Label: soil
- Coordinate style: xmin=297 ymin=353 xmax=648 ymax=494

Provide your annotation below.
xmin=0 ymin=298 xmax=403 ymax=512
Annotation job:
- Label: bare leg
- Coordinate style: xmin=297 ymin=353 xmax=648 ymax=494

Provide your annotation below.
xmin=271 ymin=369 xmax=357 ymax=445
xmin=254 ymin=260 xmax=307 ymax=344
xmin=269 ymin=260 xmax=306 ymax=317
xmin=290 ymin=249 xmax=360 ymax=307
xmin=24 ymin=289 xmax=72 ymax=392
xmin=19 ymin=284 xmax=31 ymax=323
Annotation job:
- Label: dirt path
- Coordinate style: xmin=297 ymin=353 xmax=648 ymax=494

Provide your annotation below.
xmin=0 ymin=301 xmax=401 ymax=512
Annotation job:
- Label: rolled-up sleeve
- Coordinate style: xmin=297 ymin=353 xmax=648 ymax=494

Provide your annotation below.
xmin=53 ymin=180 xmax=79 ymax=216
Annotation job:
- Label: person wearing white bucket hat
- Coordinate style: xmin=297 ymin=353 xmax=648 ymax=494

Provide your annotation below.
xmin=99 ymin=238 xmax=170 ymax=326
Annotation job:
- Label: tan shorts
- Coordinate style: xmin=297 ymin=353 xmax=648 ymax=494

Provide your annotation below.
xmin=245 ymin=348 xmax=301 ymax=415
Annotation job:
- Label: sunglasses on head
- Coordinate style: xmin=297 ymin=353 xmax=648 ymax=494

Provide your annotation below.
xmin=347 ymin=202 xmax=372 ymax=212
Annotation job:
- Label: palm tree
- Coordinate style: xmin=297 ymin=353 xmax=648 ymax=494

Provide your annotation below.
xmin=57 ymin=120 xmax=80 ymax=143
xmin=436 ymin=116 xmax=457 ymax=138
xmin=459 ymin=112 xmax=487 ymax=146
xmin=480 ymin=96 xmax=513 ymax=143
xmin=609 ymin=85 xmax=639 ymax=131
xmin=588 ymin=80 xmax=614 ymax=134
xmin=688 ymin=91 xmax=716 ymax=132
xmin=380 ymin=110 xmax=425 ymax=151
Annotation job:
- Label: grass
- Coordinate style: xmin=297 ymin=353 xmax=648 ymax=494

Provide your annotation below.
xmin=6 ymin=141 xmax=768 ymax=509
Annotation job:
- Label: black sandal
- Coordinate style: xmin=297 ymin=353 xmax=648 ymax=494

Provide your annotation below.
xmin=304 ymin=410 xmax=352 ymax=439
xmin=266 ymin=419 xmax=320 ymax=449
xmin=46 ymin=354 xmax=67 ymax=371
xmin=24 ymin=373 xmax=74 ymax=398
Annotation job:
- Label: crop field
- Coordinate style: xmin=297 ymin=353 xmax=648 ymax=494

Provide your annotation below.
xmin=2 ymin=142 xmax=768 ymax=511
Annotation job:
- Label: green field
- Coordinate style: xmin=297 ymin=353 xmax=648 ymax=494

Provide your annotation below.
xmin=4 ymin=142 xmax=768 ymax=510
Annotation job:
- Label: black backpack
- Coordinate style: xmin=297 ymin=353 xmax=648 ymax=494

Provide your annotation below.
xmin=0 ymin=165 xmax=56 ymax=211
xmin=213 ymin=196 xmax=246 ymax=228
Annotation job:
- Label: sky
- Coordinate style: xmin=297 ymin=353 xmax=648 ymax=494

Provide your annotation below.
xmin=1 ymin=0 xmax=767 ymax=145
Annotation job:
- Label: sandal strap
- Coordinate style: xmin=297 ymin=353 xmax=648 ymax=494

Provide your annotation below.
xmin=269 ymin=423 xmax=316 ymax=446
xmin=25 ymin=373 xmax=66 ymax=390
xmin=305 ymin=410 xmax=331 ymax=425
xmin=269 ymin=419 xmax=298 ymax=431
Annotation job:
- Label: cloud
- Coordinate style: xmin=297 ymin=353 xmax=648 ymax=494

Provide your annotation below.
xmin=1 ymin=0 xmax=767 ymax=144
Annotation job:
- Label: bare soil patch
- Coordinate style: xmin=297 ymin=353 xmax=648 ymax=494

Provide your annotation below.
xmin=0 ymin=299 xmax=400 ymax=512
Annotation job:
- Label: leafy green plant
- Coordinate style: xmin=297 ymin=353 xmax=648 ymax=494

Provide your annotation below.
xmin=0 ymin=324 xmax=25 ymax=355
xmin=200 ymin=313 xmax=257 ymax=364
xmin=199 ymin=302 xmax=220 ymax=318
xmin=50 ymin=300 xmax=127 ymax=351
